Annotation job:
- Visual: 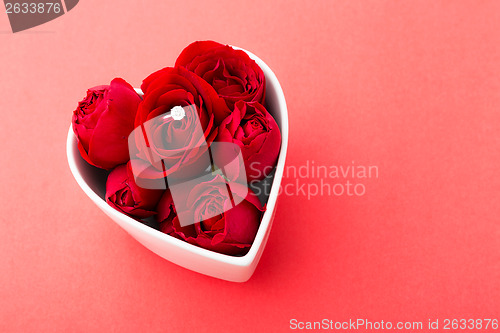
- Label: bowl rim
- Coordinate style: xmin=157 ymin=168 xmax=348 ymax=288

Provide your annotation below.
xmin=66 ymin=45 xmax=289 ymax=267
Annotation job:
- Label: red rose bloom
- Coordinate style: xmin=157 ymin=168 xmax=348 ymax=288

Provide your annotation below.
xmin=129 ymin=66 xmax=231 ymax=185
xmin=105 ymin=162 xmax=164 ymax=218
xmin=72 ymin=78 xmax=141 ymax=169
xmin=216 ymin=101 xmax=281 ymax=181
xmin=157 ymin=175 xmax=264 ymax=256
xmin=175 ymin=40 xmax=266 ymax=109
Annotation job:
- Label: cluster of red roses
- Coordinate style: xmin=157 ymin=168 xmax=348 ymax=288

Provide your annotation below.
xmin=72 ymin=41 xmax=281 ymax=256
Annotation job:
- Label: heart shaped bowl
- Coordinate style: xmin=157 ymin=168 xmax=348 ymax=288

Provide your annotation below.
xmin=66 ymin=47 xmax=288 ymax=282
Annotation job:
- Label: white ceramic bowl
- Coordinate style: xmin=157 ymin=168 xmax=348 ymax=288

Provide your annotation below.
xmin=66 ymin=47 xmax=288 ymax=282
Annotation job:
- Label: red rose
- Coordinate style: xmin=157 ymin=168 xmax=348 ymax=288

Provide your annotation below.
xmin=129 ymin=66 xmax=231 ymax=186
xmin=105 ymin=162 xmax=164 ymax=218
xmin=175 ymin=41 xmax=266 ymax=109
xmin=215 ymin=101 xmax=281 ymax=181
xmin=157 ymin=175 xmax=264 ymax=256
xmin=72 ymin=78 xmax=141 ymax=169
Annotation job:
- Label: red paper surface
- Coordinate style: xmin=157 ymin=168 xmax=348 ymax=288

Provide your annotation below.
xmin=0 ymin=1 xmax=499 ymax=332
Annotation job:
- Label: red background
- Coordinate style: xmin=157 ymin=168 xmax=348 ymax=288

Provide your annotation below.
xmin=1 ymin=1 xmax=499 ymax=332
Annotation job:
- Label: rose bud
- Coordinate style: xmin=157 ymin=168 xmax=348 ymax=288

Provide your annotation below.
xmin=105 ymin=162 xmax=164 ymax=218
xmin=175 ymin=40 xmax=266 ymax=109
xmin=72 ymin=78 xmax=141 ymax=170
xmin=156 ymin=175 xmax=264 ymax=256
xmin=129 ymin=66 xmax=230 ymax=186
xmin=215 ymin=101 xmax=281 ymax=182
